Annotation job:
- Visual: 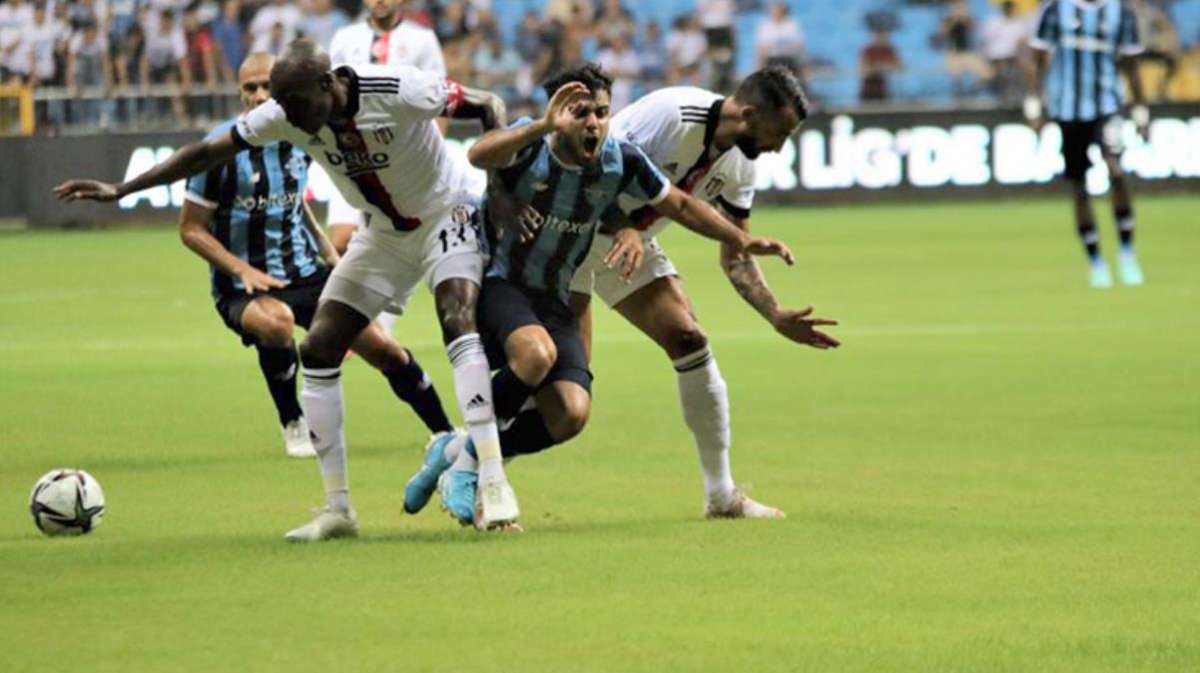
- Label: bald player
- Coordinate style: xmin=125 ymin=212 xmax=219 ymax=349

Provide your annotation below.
xmin=175 ymin=53 xmax=454 ymax=463
xmin=56 ymin=40 xmax=521 ymax=538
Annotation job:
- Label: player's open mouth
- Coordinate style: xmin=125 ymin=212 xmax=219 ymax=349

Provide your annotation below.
xmin=582 ymin=135 xmax=599 ymax=155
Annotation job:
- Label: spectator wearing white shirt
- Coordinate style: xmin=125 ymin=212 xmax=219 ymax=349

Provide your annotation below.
xmin=696 ymin=0 xmax=734 ymax=90
xmin=0 ymin=0 xmax=35 ymax=81
xmin=299 ymin=0 xmax=347 ymax=51
xmin=665 ymin=13 xmax=706 ymax=86
xmin=596 ymin=32 xmax=638 ymax=110
xmin=756 ymin=3 xmax=806 ymax=76
xmin=979 ymin=0 xmax=1027 ymax=102
xmin=17 ymin=2 xmax=68 ymax=85
xmin=140 ymin=8 xmax=187 ymax=120
xmin=249 ymin=0 xmax=302 ymax=54
xmin=66 ymin=19 xmax=113 ymax=125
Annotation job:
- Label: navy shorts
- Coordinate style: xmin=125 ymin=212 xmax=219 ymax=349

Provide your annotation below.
xmin=1058 ymin=116 xmax=1123 ymax=181
xmin=478 ymin=277 xmax=593 ymax=394
xmin=214 ymin=267 xmax=330 ymax=347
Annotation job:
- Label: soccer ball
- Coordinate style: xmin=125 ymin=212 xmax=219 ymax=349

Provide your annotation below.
xmin=29 ymin=469 xmax=106 ymax=536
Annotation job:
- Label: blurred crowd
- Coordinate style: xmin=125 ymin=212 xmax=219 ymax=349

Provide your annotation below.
xmin=0 ymin=0 xmax=1197 ymax=133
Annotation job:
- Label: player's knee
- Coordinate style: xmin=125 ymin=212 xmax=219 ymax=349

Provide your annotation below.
xmin=260 ymin=313 xmax=295 ymax=348
xmin=510 ymin=336 xmax=557 ymax=385
xmin=437 ymin=297 xmax=476 ymax=342
xmin=298 ymin=332 xmax=340 ymax=369
xmin=547 ymin=396 xmax=590 ymax=441
xmin=667 ymin=325 xmax=708 ymax=359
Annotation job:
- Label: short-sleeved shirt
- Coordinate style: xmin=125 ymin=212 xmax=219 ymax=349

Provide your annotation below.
xmin=1030 ymin=0 xmax=1143 ymax=122
xmin=186 ymin=118 xmax=323 ymax=300
xmin=329 ymin=19 xmax=445 ymax=75
xmin=232 ymin=63 xmax=474 ymax=231
xmin=486 ymin=119 xmax=670 ymax=302
xmin=610 ymin=86 xmax=757 ymax=237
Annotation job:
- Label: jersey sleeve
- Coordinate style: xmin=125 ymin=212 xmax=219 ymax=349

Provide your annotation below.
xmin=232 ymin=99 xmax=288 ymax=148
xmin=717 ymin=158 xmax=755 ymax=220
xmin=1117 ymin=7 xmax=1144 ymax=56
xmin=417 ymin=31 xmax=447 ymax=76
xmin=618 ymin=143 xmax=671 ymax=206
xmin=328 ymin=27 xmax=349 ymax=64
xmin=613 ymin=93 xmax=681 ymax=163
xmin=1029 ymin=1 xmax=1059 ymax=51
xmin=396 ymin=66 xmax=455 ymax=120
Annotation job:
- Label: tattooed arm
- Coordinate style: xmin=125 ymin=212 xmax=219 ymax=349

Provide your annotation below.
xmin=718 ymin=210 xmax=841 ymax=350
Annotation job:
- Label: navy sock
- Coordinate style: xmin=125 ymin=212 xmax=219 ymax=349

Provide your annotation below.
xmin=499 ymin=410 xmax=557 ymax=457
xmin=257 ymin=344 xmax=302 ymax=426
xmin=385 ymin=350 xmax=453 ymax=434
xmin=1077 ymin=218 xmax=1101 ymax=262
xmin=1114 ymin=206 xmax=1135 ymax=250
xmin=492 ymin=367 xmax=535 ymax=421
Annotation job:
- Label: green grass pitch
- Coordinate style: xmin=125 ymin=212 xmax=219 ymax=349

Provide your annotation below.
xmin=1 ymin=196 xmax=1197 ymax=672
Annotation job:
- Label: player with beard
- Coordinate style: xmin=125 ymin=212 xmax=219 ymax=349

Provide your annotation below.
xmin=55 ymin=38 xmax=521 ymax=538
xmin=547 ymin=67 xmax=840 ymax=519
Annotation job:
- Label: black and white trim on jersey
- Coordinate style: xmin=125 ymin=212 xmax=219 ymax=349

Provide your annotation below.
xmin=358 ymin=76 xmax=400 ymax=95
xmin=680 ymin=104 xmax=710 ymax=124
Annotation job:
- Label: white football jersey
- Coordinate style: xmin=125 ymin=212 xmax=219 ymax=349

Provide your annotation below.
xmin=234 ymin=63 xmax=473 ymax=232
xmin=611 ymin=86 xmax=756 ymax=237
xmin=329 ymin=19 xmax=445 ymax=75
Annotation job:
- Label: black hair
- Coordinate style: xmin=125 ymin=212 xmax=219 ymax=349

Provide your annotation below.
xmin=541 ymin=62 xmax=613 ymax=100
xmin=734 ymin=66 xmax=809 ymax=121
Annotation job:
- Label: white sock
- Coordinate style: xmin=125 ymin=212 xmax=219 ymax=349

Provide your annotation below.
xmin=375 ymin=311 xmax=397 ymax=335
xmin=446 ymin=333 xmax=505 ymax=479
xmin=301 ymin=367 xmax=351 ymax=513
xmin=674 ymin=348 xmax=736 ymax=505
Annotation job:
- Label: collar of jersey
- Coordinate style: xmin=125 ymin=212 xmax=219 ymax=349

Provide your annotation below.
xmin=702 ymin=97 xmax=724 ymax=158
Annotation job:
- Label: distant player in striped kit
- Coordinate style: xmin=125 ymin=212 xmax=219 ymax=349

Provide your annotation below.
xmin=407 ymin=64 xmax=795 ymax=527
xmin=179 ymin=53 xmax=452 ymax=459
xmin=1027 ymin=0 xmax=1148 ymax=287
xmin=54 ymin=40 xmax=521 ymax=538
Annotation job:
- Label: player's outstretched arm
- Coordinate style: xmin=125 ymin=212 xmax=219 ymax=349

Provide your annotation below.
xmin=467 ymin=82 xmax=591 ymax=169
xmin=178 ymin=200 xmax=287 ymax=295
xmin=54 ymin=132 xmax=242 ymax=202
xmin=718 ymin=214 xmax=839 ymax=350
xmin=444 ymin=84 xmax=508 ymax=132
xmin=653 ymin=186 xmax=795 ymax=264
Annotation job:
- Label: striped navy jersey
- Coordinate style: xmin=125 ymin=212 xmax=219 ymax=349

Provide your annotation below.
xmin=486 ymin=119 xmax=671 ymax=302
xmin=186 ymin=118 xmax=322 ymax=299
xmin=1030 ymin=0 xmax=1143 ymax=122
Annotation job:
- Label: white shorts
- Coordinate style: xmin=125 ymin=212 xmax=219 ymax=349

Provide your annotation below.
xmin=325 ymin=189 xmax=366 ymax=228
xmin=320 ymin=197 xmax=485 ymax=320
xmin=569 ymin=233 xmax=678 ymax=308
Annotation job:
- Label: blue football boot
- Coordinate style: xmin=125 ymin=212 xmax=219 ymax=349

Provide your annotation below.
xmin=438 ymin=466 xmax=478 ymax=526
xmin=403 ymin=430 xmax=462 ymax=514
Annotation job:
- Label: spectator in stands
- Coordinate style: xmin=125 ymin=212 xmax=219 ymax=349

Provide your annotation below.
xmin=66 ymin=19 xmax=113 ymax=126
xmin=300 ymin=0 xmax=348 ymax=50
xmin=597 ymin=31 xmax=638 ymax=109
xmin=211 ymin=0 xmax=244 ymax=79
xmin=472 ymin=33 xmax=519 ymax=102
xmin=756 ymin=2 xmax=806 ymax=77
xmin=937 ymin=0 xmax=991 ymax=98
xmin=697 ymin=0 xmax=734 ymax=90
xmin=20 ymin=2 xmax=69 ymax=86
xmin=249 ymin=0 xmax=301 ymax=53
xmin=113 ymin=8 xmax=144 ymax=91
xmin=594 ymin=0 xmax=634 ymax=46
xmin=638 ymin=20 xmax=666 ymax=89
xmin=666 ymin=13 xmax=706 ymax=86
xmin=182 ymin=4 xmax=218 ymax=93
xmin=0 ymin=0 xmax=34 ymax=83
xmin=980 ymin=0 xmax=1027 ymax=103
xmin=513 ymin=9 xmax=543 ymax=92
xmin=140 ymin=8 xmax=187 ymax=120
xmin=1135 ymin=0 xmax=1180 ymax=101
xmin=543 ymin=0 xmax=590 ymax=25
xmin=859 ymin=26 xmax=901 ymax=103
xmin=68 ymin=0 xmax=107 ymax=32
xmin=106 ymin=0 xmax=141 ymax=51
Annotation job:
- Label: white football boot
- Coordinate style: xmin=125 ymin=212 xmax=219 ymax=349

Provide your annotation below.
xmin=475 ymin=467 xmax=522 ymax=531
xmin=704 ymin=489 xmax=786 ymax=520
xmin=282 ymin=418 xmax=316 ymax=458
xmin=283 ymin=506 xmax=359 ymax=541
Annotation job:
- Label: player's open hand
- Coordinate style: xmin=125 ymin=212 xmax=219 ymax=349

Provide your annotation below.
xmin=488 ymin=185 xmax=542 ymax=243
xmin=53 ymin=179 xmax=121 ymax=202
xmin=742 ymin=236 xmax=795 ymax=265
xmin=771 ymin=306 xmax=840 ymax=350
xmin=238 ymin=266 xmax=289 ymax=294
xmin=605 ymin=227 xmax=645 ymax=282
xmin=544 ymin=82 xmax=591 ymax=133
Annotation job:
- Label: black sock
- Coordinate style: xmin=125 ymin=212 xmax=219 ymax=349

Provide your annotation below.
xmin=499 ymin=410 xmax=557 ymax=457
xmin=1077 ymin=218 xmax=1101 ymax=262
xmin=384 ymin=350 xmax=453 ymax=434
xmin=257 ymin=344 xmax=302 ymax=426
xmin=1114 ymin=206 xmax=1135 ymax=250
xmin=491 ymin=367 xmax=536 ymax=421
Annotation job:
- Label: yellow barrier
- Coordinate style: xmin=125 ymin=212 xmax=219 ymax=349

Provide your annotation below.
xmin=0 ymin=83 xmax=35 ymax=136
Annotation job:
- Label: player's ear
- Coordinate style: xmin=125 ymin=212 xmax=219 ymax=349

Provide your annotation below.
xmin=740 ymin=104 xmax=758 ymax=126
